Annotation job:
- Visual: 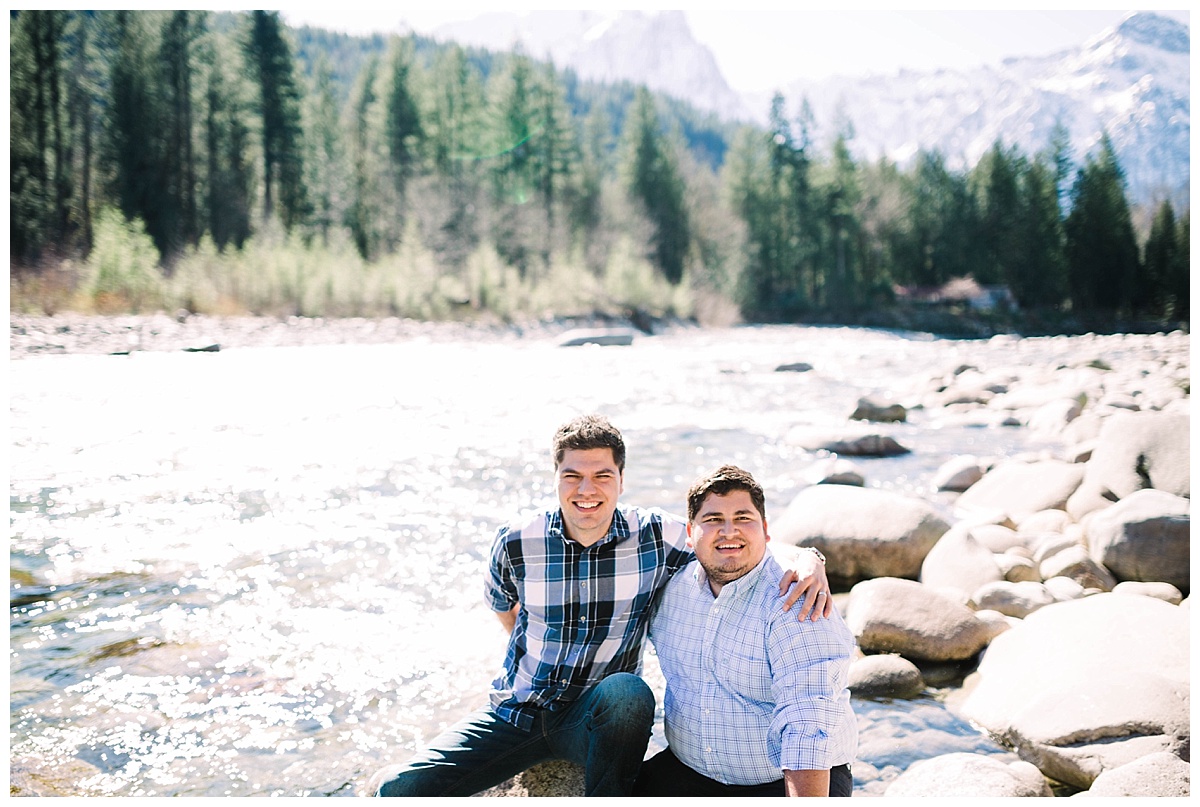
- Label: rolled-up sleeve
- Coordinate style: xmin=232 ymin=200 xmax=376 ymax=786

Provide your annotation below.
xmin=767 ymin=613 xmax=855 ymax=771
xmin=485 ymin=525 xmax=518 ymax=612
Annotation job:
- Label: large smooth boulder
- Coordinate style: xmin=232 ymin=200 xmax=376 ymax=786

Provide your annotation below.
xmin=773 ymin=486 xmax=949 ymax=584
xmin=845 ymin=577 xmax=994 ymax=662
xmin=1112 ymin=580 xmax=1184 ymax=605
xmin=969 ymin=580 xmax=1057 ymax=618
xmin=955 ymin=460 xmax=1085 ymax=524
xmin=932 ymin=455 xmax=987 ymax=492
xmin=1027 ymin=397 xmax=1084 ymax=437
xmin=1076 ymin=751 xmax=1190 ymax=797
xmin=1066 ymin=411 xmax=1190 ymax=519
xmin=951 ymin=594 xmax=1190 ymax=789
xmin=788 ymin=426 xmax=911 ymax=457
xmin=848 ymin=654 xmax=926 ymax=700
xmin=1084 ymin=489 xmax=1190 ymax=591
xmin=919 ymin=527 xmax=1002 ymax=601
xmin=885 ymin=753 xmax=1052 ymax=797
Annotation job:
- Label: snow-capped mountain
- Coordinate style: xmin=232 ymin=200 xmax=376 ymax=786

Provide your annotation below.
xmin=788 ymin=11 xmax=1189 ymax=206
xmin=433 ymin=11 xmax=1189 ymax=207
xmin=431 ymin=10 xmax=752 ymax=120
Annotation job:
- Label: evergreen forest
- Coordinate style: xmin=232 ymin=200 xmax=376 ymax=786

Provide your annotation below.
xmin=9 ymin=10 xmax=1191 ymax=330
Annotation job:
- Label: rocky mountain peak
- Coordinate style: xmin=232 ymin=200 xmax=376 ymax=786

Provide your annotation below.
xmin=1111 ymin=10 xmax=1190 ymax=53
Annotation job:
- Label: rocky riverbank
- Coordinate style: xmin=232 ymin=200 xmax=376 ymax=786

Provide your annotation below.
xmin=10 ymin=314 xmax=1190 ymax=797
xmin=8 ymin=312 xmax=650 ymax=358
xmin=770 ymin=330 xmax=1190 ymax=797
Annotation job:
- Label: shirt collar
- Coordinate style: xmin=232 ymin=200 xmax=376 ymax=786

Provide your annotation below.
xmin=692 ymin=551 xmax=772 ymax=599
xmin=548 ymin=506 xmax=630 ymax=548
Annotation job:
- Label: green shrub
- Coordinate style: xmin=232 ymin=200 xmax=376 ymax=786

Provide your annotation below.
xmin=79 ymin=208 xmax=164 ymax=313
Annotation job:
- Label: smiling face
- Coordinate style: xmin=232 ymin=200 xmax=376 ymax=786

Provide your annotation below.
xmin=688 ymin=488 xmax=770 ymax=596
xmin=556 ymin=447 xmax=624 ymax=547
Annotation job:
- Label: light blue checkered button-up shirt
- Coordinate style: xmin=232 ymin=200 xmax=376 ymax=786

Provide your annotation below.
xmin=649 ymin=552 xmax=858 ymax=785
xmin=485 ymin=504 xmax=692 ymax=730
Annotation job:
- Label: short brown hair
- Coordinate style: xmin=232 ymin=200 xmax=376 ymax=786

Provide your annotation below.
xmin=553 ymin=414 xmax=626 ymax=471
xmin=687 ymin=465 xmax=766 ymax=523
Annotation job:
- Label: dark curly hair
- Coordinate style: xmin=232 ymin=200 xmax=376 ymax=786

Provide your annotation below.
xmin=686 ymin=464 xmax=765 ymax=523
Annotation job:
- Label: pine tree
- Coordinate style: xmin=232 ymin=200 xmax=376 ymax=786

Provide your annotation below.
xmin=107 ymin=10 xmax=169 ymax=259
xmin=622 ymin=87 xmax=689 ymax=284
xmin=303 ymin=56 xmax=346 ymax=246
xmin=820 ymin=129 xmax=862 ymax=309
xmin=383 ymin=36 xmax=422 ymax=230
xmin=423 ymin=44 xmax=486 ymax=269
xmin=345 ymin=55 xmax=383 ymax=259
xmin=899 ymin=150 xmax=975 ymax=287
xmin=158 ymin=10 xmax=203 ymax=258
xmin=10 ymin=10 xmax=71 ymax=261
xmin=1013 ymin=153 xmax=1068 ymax=308
xmin=244 ymin=10 xmax=310 ymax=230
xmin=203 ymin=33 xmax=253 ymax=250
xmin=1140 ymin=200 xmax=1177 ymax=317
xmin=1064 ymin=133 xmax=1139 ymax=313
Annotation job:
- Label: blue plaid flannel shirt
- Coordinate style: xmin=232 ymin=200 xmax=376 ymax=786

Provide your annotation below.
xmin=485 ymin=503 xmax=692 ymax=730
xmin=649 ymin=552 xmax=858 ymax=784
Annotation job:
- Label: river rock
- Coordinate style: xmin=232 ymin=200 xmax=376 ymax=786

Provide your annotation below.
xmin=1027 ymin=397 xmax=1084 ymax=437
xmin=1043 ymin=576 xmax=1087 ymax=602
xmin=775 ymin=361 xmax=813 ymax=372
xmin=1017 ymin=509 xmax=1073 ymax=535
xmin=850 ymin=397 xmax=907 ymax=423
xmin=772 ymin=486 xmax=950 ymax=584
xmin=480 ymin=760 xmax=585 ymax=797
xmin=968 ymin=523 xmax=1025 ymax=553
xmin=849 ymin=654 xmax=926 ymax=699
xmin=1084 ymin=489 xmax=1190 ymax=591
xmin=932 ymin=455 xmax=986 ymax=492
xmin=951 ymin=594 xmax=1190 ymax=789
xmin=801 ymin=457 xmax=864 ymax=486
xmin=996 ymin=553 xmax=1040 ymax=583
xmin=787 ymin=426 xmax=911 ymax=457
xmin=884 ymin=753 xmax=1052 ymax=797
xmin=969 ymin=580 xmax=1057 ymax=618
xmin=10 ymin=755 xmax=105 ymax=796
xmin=845 ymin=578 xmax=994 ymax=662
xmin=1066 ymin=411 xmax=1190 ymax=520
xmin=1111 ymin=580 xmax=1184 ymax=605
xmin=556 ymin=328 xmax=634 ymax=347
xmin=1037 ymin=544 xmax=1116 ymax=591
xmin=919 ymin=527 xmax=1002 ymax=601
xmin=1074 ymin=751 xmax=1190 ymax=797
xmin=1030 ymin=531 xmax=1081 ymax=567
xmin=955 ymin=460 xmax=1085 ymax=524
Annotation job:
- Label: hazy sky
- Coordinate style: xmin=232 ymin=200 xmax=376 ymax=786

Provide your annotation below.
xmin=277 ymin=6 xmax=1191 ymax=92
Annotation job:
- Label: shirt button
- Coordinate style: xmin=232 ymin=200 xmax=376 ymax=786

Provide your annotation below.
xmin=705 ymin=747 xmax=712 ymax=753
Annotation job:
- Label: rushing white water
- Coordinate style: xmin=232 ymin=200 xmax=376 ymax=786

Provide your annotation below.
xmin=11 ymin=324 xmax=1181 ymax=795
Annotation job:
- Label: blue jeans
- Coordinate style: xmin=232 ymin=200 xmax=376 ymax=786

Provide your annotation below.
xmin=373 ymin=673 xmax=655 ymax=797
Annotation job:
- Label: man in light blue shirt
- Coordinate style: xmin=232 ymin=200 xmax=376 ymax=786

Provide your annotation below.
xmin=637 ymin=464 xmax=857 ymax=797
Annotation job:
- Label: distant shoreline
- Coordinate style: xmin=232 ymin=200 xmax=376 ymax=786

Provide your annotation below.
xmin=8 ymin=309 xmax=1187 ymax=360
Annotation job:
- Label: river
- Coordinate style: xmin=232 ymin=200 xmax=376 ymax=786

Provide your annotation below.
xmin=13 ymin=323 xmax=1149 ymax=796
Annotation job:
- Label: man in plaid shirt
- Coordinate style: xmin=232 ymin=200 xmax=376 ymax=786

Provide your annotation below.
xmin=636 ymin=465 xmax=857 ymax=797
xmin=373 ymin=415 xmax=831 ymax=797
